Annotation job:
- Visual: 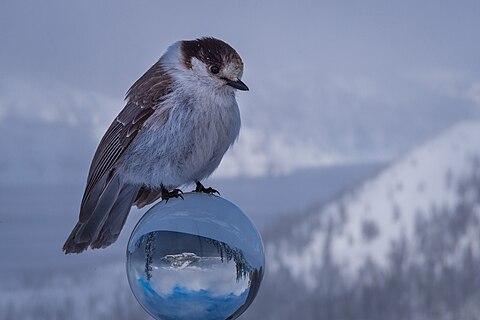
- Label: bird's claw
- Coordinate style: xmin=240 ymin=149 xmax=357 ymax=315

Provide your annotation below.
xmin=193 ymin=181 xmax=220 ymax=195
xmin=202 ymin=187 xmax=220 ymax=195
xmin=162 ymin=188 xmax=184 ymax=203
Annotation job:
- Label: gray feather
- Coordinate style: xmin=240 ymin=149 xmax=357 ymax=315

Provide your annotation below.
xmin=134 ymin=187 xmax=163 ymax=208
xmin=91 ymin=183 xmax=140 ymax=249
xmin=76 ymin=173 xmax=122 ymax=243
xmin=80 ymin=173 xmax=108 ymax=222
xmin=64 ymin=173 xmax=125 ymax=253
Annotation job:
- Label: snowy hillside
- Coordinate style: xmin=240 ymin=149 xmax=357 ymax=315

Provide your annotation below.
xmin=2 ymin=113 xmax=479 ymax=319
xmin=269 ymin=120 xmax=480 ymax=282
xmin=251 ymin=120 xmax=480 ymax=320
xmin=0 ymin=261 xmax=156 ymax=320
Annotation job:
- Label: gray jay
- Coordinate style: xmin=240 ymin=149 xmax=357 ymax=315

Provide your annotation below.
xmin=63 ymin=37 xmax=248 ymax=254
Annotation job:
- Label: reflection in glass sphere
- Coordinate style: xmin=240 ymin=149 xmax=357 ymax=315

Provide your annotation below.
xmin=126 ymin=193 xmax=265 ymax=320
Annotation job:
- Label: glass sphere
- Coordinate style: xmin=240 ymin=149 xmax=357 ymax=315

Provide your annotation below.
xmin=126 ymin=192 xmax=265 ymax=320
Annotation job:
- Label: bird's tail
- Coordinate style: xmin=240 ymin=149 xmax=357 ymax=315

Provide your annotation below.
xmin=63 ymin=173 xmax=140 ymax=254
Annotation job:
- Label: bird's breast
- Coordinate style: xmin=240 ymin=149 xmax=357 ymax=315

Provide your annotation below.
xmin=118 ymin=92 xmax=240 ymax=188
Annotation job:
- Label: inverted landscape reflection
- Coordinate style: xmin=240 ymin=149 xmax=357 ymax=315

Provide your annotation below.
xmin=126 ymin=194 xmax=264 ymax=320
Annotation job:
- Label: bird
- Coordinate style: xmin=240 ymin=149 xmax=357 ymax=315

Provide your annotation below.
xmin=63 ymin=37 xmax=248 ymax=254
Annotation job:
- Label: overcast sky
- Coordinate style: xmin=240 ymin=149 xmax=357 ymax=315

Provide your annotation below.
xmin=1 ymin=0 xmax=480 ymax=178
xmin=1 ymin=1 xmax=480 ymax=92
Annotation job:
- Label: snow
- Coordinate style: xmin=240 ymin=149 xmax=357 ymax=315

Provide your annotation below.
xmin=0 ymin=263 xmax=147 ymax=320
xmin=269 ymin=120 xmax=480 ymax=287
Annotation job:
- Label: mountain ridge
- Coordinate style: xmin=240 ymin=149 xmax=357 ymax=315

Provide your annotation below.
xmin=248 ymin=120 xmax=480 ymax=319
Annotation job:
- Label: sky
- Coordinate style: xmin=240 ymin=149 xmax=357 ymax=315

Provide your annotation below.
xmin=1 ymin=0 xmax=480 ymax=180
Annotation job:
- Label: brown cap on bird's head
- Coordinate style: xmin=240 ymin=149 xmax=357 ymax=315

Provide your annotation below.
xmin=180 ymin=37 xmax=243 ymax=70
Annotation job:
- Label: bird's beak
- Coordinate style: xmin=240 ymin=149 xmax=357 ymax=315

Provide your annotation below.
xmin=224 ymin=78 xmax=249 ymax=91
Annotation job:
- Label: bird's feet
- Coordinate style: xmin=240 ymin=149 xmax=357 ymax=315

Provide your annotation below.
xmin=193 ymin=181 xmax=220 ymax=195
xmin=161 ymin=186 xmax=184 ymax=203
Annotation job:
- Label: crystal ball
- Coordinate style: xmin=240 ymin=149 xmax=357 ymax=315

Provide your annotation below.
xmin=126 ymin=192 xmax=265 ymax=320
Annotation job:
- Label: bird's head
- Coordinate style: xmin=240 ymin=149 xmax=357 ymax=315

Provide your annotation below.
xmin=164 ymin=37 xmax=249 ymax=93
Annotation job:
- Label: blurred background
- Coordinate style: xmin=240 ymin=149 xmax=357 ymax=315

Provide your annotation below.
xmin=1 ymin=0 xmax=480 ymax=319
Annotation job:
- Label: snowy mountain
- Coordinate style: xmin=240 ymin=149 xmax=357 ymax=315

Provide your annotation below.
xmin=2 ymin=115 xmax=479 ymax=319
xmin=248 ymin=120 xmax=480 ymax=320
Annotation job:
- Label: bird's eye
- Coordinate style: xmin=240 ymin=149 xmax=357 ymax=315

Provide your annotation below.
xmin=209 ymin=65 xmax=220 ymax=74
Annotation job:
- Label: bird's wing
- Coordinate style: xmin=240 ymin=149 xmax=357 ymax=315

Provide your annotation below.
xmin=79 ymin=62 xmax=173 ymax=223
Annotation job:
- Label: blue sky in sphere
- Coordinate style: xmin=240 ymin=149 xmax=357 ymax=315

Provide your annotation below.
xmin=138 ymin=277 xmax=248 ymax=320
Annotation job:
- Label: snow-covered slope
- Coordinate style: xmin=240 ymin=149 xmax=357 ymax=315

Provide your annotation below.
xmin=239 ymin=120 xmax=480 ymax=320
xmin=0 ymin=263 xmax=150 ymax=320
xmin=269 ymin=120 xmax=480 ymax=288
xmin=2 ymin=112 xmax=479 ymax=319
